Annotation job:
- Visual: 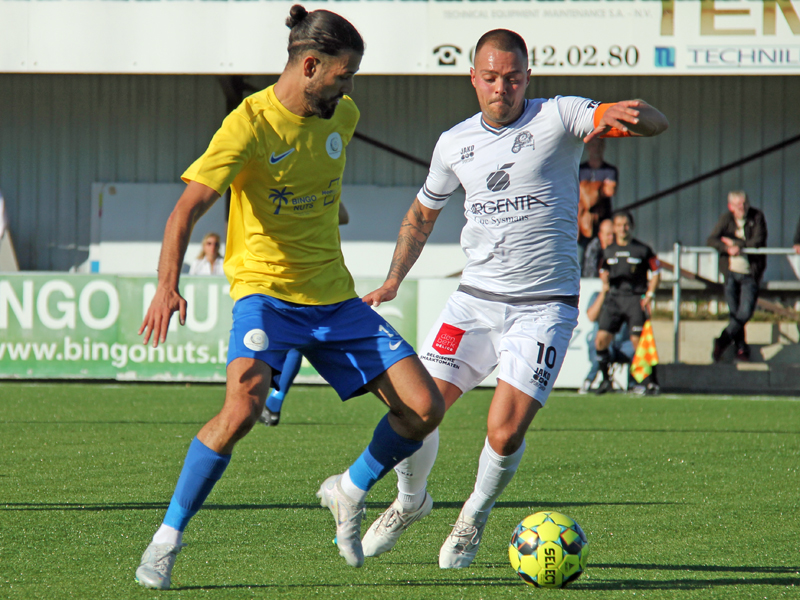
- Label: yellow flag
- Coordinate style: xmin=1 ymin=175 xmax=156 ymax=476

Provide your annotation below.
xmin=631 ymin=320 xmax=659 ymax=384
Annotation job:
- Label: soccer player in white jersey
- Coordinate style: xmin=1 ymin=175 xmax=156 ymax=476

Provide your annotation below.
xmin=361 ymin=29 xmax=668 ymax=568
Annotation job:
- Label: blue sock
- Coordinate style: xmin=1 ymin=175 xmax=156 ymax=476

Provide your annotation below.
xmin=347 ymin=414 xmax=423 ymax=492
xmin=163 ymin=437 xmax=231 ymax=531
xmin=267 ymin=349 xmax=303 ymax=413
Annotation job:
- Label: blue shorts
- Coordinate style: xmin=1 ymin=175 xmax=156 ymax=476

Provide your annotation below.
xmin=227 ymin=294 xmax=416 ymax=400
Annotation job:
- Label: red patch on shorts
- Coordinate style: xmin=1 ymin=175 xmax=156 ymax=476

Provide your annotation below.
xmin=432 ymin=323 xmax=465 ymax=356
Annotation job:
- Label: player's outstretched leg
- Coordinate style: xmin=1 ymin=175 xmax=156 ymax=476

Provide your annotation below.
xmin=318 ymin=414 xmax=428 ymax=567
xmin=439 ymin=437 xmax=526 ymax=568
xmin=320 ymin=356 xmax=444 ymax=567
xmin=259 ymin=349 xmax=302 ymax=427
xmin=362 ymin=429 xmax=439 ymax=557
xmin=135 ymin=357 xmax=269 ymax=589
xmin=135 ymin=437 xmax=231 ymax=589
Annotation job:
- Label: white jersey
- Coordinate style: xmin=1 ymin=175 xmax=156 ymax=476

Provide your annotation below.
xmin=418 ymin=96 xmax=599 ymax=300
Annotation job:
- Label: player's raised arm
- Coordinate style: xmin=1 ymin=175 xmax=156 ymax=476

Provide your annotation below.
xmin=139 ymin=181 xmax=220 ymax=347
xmin=362 ymin=197 xmax=441 ymax=307
xmin=584 ymin=100 xmax=669 ymax=143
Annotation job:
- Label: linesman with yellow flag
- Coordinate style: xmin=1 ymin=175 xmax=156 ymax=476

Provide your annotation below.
xmin=595 ymin=210 xmax=661 ymax=395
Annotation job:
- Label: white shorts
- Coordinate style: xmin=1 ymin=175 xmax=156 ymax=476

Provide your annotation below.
xmin=418 ymin=291 xmax=579 ymax=405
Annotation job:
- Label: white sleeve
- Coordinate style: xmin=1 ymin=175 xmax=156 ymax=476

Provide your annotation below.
xmin=416 ymin=134 xmax=461 ymax=211
xmin=555 ymin=96 xmax=600 ymax=140
xmin=188 ymin=259 xmax=201 ymax=275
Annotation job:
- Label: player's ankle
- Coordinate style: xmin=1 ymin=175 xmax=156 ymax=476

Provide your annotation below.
xmin=152 ymin=523 xmax=183 ymax=546
xmin=397 ymin=491 xmax=426 ymax=512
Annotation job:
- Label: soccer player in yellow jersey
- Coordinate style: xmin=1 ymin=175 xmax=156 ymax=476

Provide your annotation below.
xmin=134 ymin=5 xmax=444 ymax=590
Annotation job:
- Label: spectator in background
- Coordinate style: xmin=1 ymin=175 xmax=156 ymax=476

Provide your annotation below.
xmin=793 ymin=214 xmax=800 ymax=254
xmin=595 ymin=210 xmax=661 ymax=395
xmin=582 ymin=218 xmax=614 ymax=278
xmin=579 ymin=277 xmax=635 ymax=394
xmin=578 ymin=138 xmax=618 ymax=264
xmin=189 ymin=232 xmax=224 ymax=275
xmin=707 ymin=191 xmax=767 ymax=362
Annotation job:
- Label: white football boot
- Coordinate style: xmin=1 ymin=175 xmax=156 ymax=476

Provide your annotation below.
xmin=316 ymin=474 xmax=366 ymax=567
xmin=135 ymin=542 xmax=185 ymax=589
xmin=438 ymin=507 xmax=487 ymax=569
xmin=362 ymin=493 xmax=434 ymax=557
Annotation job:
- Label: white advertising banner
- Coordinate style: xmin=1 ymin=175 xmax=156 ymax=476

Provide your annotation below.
xmin=1 ymin=0 xmax=798 ymax=75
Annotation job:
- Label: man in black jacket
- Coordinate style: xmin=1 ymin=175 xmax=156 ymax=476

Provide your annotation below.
xmin=707 ymin=191 xmax=767 ymax=361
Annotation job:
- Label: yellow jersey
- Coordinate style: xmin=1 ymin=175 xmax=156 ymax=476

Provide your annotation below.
xmin=182 ymin=85 xmax=359 ymax=305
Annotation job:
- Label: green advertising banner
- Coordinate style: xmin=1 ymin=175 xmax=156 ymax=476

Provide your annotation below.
xmin=0 ymin=274 xmax=417 ymax=382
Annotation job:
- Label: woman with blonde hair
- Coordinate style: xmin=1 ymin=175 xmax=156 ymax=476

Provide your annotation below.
xmin=189 ymin=232 xmax=224 ymax=275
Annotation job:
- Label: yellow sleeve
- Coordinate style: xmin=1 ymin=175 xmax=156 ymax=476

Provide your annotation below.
xmin=182 ymin=111 xmax=259 ymax=194
xmin=339 ymin=96 xmax=360 ymax=146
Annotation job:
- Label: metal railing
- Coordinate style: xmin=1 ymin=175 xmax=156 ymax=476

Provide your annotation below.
xmin=670 ymin=244 xmax=799 ymax=363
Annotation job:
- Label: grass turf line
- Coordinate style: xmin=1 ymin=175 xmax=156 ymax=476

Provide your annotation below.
xmin=1 ymin=383 xmax=799 ymax=599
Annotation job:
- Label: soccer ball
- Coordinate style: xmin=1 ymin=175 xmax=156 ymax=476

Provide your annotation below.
xmin=508 ymin=511 xmax=589 ymax=588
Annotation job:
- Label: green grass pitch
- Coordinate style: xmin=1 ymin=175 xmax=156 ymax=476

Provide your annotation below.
xmin=1 ymin=383 xmax=799 ymax=599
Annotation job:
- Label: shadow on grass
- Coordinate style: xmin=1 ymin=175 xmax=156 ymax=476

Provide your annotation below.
xmin=592 ymin=563 xmax=800 ymax=574
xmin=2 ymin=421 xmax=799 ymax=435
xmin=1 ymin=500 xmax=674 ymax=512
xmin=577 ymin=577 xmax=800 ymax=590
xmin=174 ymin=573 xmax=800 ymax=592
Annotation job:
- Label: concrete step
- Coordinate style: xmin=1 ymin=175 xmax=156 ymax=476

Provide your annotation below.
xmin=659 ymin=363 xmax=800 ymax=394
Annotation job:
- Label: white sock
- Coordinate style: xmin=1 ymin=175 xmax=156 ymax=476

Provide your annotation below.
xmin=340 ymin=470 xmax=369 ymax=505
xmin=152 ymin=523 xmax=183 ymax=546
xmin=463 ymin=437 xmax=526 ymax=523
xmin=395 ymin=428 xmax=439 ymax=511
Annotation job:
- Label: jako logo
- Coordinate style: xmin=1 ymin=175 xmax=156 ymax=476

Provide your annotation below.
xmin=486 ymin=163 xmax=514 ymax=192
xmin=655 ymin=47 xmax=675 ymax=68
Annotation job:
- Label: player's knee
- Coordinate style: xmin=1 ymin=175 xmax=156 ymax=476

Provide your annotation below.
xmin=218 ymin=395 xmax=264 ymax=441
xmin=422 ymin=392 xmax=446 ymax=432
xmin=403 ymin=390 xmax=445 ymax=437
xmin=487 ymin=427 xmax=525 ymax=456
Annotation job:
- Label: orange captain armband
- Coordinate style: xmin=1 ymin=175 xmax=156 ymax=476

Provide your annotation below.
xmin=593 ymin=103 xmax=633 ymax=138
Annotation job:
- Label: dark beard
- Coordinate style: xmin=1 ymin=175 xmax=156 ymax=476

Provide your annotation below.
xmin=305 ymin=90 xmax=340 ymax=120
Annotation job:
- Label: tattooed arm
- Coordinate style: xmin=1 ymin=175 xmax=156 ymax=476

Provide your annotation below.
xmin=362 ymin=197 xmax=442 ymax=307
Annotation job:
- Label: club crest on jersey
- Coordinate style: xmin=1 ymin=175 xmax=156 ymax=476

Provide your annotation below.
xmin=326 ymin=132 xmax=343 ymax=159
xmin=432 ymin=323 xmax=465 ymax=356
xmin=512 ymin=130 xmax=534 ymax=154
xmin=486 ymin=163 xmax=514 ymax=192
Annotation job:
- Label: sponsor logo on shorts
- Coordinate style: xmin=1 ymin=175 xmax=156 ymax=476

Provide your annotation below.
xmin=243 ymin=329 xmax=269 ymax=352
xmin=530 ymin=367 xmax=551 ymax=391
xmin=420 ymin=352 xmax=460 ymax=369
xmin=432 ymin=323 xmax=465 ymax=356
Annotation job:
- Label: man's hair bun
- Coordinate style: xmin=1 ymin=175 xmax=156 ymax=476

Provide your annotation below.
xmin=286 ymin=5 xmax=309 ymax=29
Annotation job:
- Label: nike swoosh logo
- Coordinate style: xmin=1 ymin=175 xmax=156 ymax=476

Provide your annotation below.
xmin=269 ymin=149 xmax=295 ymax=164
xmin=389 ymin=341 xmax=402 ymax=351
